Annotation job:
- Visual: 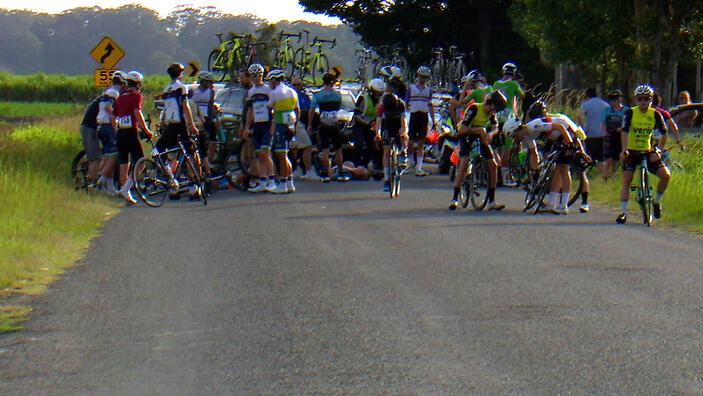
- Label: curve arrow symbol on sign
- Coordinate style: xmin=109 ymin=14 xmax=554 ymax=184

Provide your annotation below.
xmin=100 ymin=43 xmax=114 ymax=64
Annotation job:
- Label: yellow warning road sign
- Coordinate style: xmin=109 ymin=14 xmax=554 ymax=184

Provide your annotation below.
xmin=90 ymin=36 xmax=125 ymax=69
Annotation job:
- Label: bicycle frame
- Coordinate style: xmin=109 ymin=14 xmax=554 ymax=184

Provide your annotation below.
xmin=632 ymin=156 xmax=654 ymax=226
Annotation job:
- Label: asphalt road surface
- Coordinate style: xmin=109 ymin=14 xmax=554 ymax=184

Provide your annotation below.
xmin=2 ymin=167 xmax=703 ymax=394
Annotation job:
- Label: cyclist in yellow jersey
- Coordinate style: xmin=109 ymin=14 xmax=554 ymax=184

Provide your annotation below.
xmin=448 ymin=91 xmax=507 ymax=211
xmin=616 ymin=84 xmax=671 ymax=224
xmin=267 ymin=68 xmax=300 ymax=194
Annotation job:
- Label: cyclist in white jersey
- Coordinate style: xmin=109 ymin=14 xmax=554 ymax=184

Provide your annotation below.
xmin=404 ymin=66 xmax=435 ymax=176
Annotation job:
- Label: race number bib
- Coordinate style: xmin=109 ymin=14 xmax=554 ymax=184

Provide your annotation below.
xmin=117 ymin=115 xmax=133 ymax=129
xmin=320 ymin=110 xmax=338 ymax=126
xmin=252 ymin=101 xmax=269 ymax=123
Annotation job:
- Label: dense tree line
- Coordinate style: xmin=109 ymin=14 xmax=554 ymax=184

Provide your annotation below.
xmin=301 ymin=0 xmax=703 ymax=104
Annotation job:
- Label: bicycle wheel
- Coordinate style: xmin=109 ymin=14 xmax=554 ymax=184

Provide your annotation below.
xmin=533 ymin=161 xmax=555 ymax=215
xmin=389 ymin=145 xmax=399 ymax=199
xmin=293 ymin=48 xmax=306 ymax=79
xmin=133 ymin=157 xmax=168 ymax=207
xmin=460 ymin=173 xmax=470 ymax=208
xmin=568 ymin=167 xmax=584 ymax=207
xmin=394 ymin=55 xmax=409 ymax=79
xmin=639 ymin=166 xmax=653 ymax=226
xmin=311 ymin=53 xmax=330 ymax=85
xmin=470 ymin=160 xmax=489 ymax=211
xmin=207 ymin=49 xmax=227 ymax=82
xmin=184 ymin=157 xmax=207 ymax=206
xmin=71 ymin=150 xmax=89 ymax=190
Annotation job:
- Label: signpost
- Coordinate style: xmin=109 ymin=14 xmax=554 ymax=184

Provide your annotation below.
xmin=90 ymin=36 xmax=125 ymax=87
xmin=187 ymin=61 xmax=200 ymax=78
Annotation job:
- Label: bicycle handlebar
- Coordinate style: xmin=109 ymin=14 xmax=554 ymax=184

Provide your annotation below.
xmin=313 ymin=37 xmax=336 ymax=49
xmin=279 ymin=30 xmax=302 ymax=43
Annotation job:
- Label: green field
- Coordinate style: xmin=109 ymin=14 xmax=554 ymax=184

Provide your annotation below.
xmin=0 ymin=95 xmax=702 ymax=332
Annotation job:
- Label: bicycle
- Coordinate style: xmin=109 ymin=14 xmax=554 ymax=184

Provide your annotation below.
xmin=630 ymin=153 xmax=655 ymax=226
xmin=294 ymin=29 xmax=335 ymax=83
xmin=71 ymin=150 xmax=121 ymax=192
xmin=567 ymin=155 xmax=596 ymax=208
xmin=207 ymin=32 xmax=246 ymax=82
xmin=446 ymin=45 xmax=467 ymax=86
xmin=523 ymin=144 xmax=562 ymax=214
xmin=430 ymin=47 xmax=446 ymax=88
xmin=354 ymin=47 xmax=374 ymax=84
xmin=133 ymin=138 xmax=207 ymax=207
xmin=459 ymin=139 xmax=490 ymax=210
xmin=240 ymin=39 xmax=267 ymax=68
xmin=272 ymin=31 xmax=301 ymax=79
xmin=387 ymin=137 xmax=404 ymax=198
xmin=372 ymin=45 xmax=408 ymax=79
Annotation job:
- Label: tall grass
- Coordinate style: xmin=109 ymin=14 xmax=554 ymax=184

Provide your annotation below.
xmin=0 ymin=117 xmax=118 ymax=331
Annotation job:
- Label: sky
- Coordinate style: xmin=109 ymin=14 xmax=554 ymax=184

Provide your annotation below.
xmin=0 ymin=0 xmax=342 ymax=25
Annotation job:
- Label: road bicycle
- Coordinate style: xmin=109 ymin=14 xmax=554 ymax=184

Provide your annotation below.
xmin=567 ymin=155 xmax=596 ymax=208
xmin=630 ymin=153 xmax=655 ymax=226
xmin=387 ymin=137 xmax=404 ymax=198
xmin=354 ymin=47 xmax=373 ymax=84
xmin=459 ymin=139 xmax=489 ymax=210
xmin=71 ymin=149 xmax=121 ymax=192
xmin=446 ymin=45 xmax=467 ymax=86
xmin=133 ymin=138 xmax=207 ymax=207
xmin=372 ymin=45 xmax=408 ymax=80
xmin=294 ymin=30 xmax=335 ymax=83
xmin=523 ymin=144 xmax=562 ymax=214
xmin=207 ymin=32 xmax=247 ymax=82
xmin=430 ymin=47 xmax=447 ymax=88
xmin=506 ymin=143 xmax=530 ymax=188
xmin=272 ymin=30 xmax=301 ymax=79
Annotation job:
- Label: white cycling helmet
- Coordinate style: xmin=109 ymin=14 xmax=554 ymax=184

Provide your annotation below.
xmin=266 ymin=68 xmax=286 ymax=80
xmin=368 ymin=78 xmax=385 ymax=92
xmin=502 ymin=62 xmax=517 ymax=75
xmin=633 ymin=84 xmax=654 ymax=97
xmin=380 ymin=65 xmax=402 ymax=79
xmin=416 ymin=66 xmax=431 ymax=77
xmin=502 ymin=116 xmax=522 ymax=137
xmin=248 ymin=63 xmax=265 ymax=76
xmin=126 ymin=70 xmax=144 ymax=84
xmin=112 ymin=70 xmax=127 ymax=84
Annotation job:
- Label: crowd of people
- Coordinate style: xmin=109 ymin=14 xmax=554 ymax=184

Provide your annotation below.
xmin=79 ymin=60 xmax=690 ymax=223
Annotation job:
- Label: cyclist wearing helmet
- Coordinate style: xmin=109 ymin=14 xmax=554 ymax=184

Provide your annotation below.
xmin=404 ymin=65 xmax=435 ymax=176
xmin=375 ymin=88 xmax=408 ymax=192
xmin=244 ymin=63 xmax=275 ymax=193
xmin=114 ymin=70 xmax=155 ymax=204
xmin=494 ymin=62 xmax=525 ymax=186
xmin=601 ymin=89 xmax=627 ymax=178
xmin=94 ymin=70 xmax=127 ymax=194
xmin=512 ymin=99 xmax=582 ymax=214
xmin=309 ymin=72 xmax=345 ymax=183
xmin=190 ymin=71 xmax=219 ymax=171
xmin=352 ymin=78 xmax=385 ymax=170
xmin=380 ymin=65 xmax=407 ymax=100
xmin=448 ymin=90 xmax=508 ymax=211
xmin=267 ymin=68 xmax=299 ymax=193
xmin=460 ymin=71 xmax=493 ymax=106
xmin=615 ymin=84 xmax=670 ymax=224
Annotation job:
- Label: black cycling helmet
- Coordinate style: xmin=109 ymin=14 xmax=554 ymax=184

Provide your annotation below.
xmin=167 ymin=62 xmax=185 ymax=78
xmin=489 ymin=90 xmax=507 ymax=111
xmin=527 ymin=99 xmax=547 ymax=120
xmin=607 ymin=89 xmax=622 ymax=100
xmin=322 ymin=72 xmax=337 ymax=85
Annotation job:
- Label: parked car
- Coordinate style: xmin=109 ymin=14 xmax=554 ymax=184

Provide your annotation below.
xmin=669 ymin=103 xmax=703 ymax=136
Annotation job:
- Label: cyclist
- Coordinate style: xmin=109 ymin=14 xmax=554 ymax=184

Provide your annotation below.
xmin=308 ymin=72 xmax=344 ymax=183
xmin=508 ymin=99 xmax=580 ymax=214
xmin=235 ymin=66 xmax=259 ymax=189
xmin=459 ymin=70 xmax=493 ymax=105
xmin=601 ymin=89 xmax=627 ymax=179
xmin=267 ymin=68 xmax=299 ymax=193
xmin=616 ymin=84 xmax=671 ymax=224
xmin=404 ymin=65 xmax=435 ymax=177
xmin=493 ymin=63 xmax=524 ymax=187
xmin=95 ymin=70 xmax=127 ymax=195
xmin=155 ymin=63 xmax=201 ymax=196
xmin=79 ymin=86 xmax=105 ymax=190
xmin=352 ymin=78 xmax=385 ymax=171
xmin=189 ymin=71 xmax=219 ymax=173
xmin=448 ymin=91 xmax=508 ymax=211
xmin=243 ymin=63 xmax=275 ymax=193
xmin=289 ymin=77 xmax=315 ymax=180
xmin=114 ymin=70 xmax=155 ymax=204
xmin=380 ymin=65 xmax=407 ymax=99
xmin=375 ymin=86 xmax=408 ymax=192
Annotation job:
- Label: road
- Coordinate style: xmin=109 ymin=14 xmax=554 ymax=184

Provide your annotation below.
xmin=2 ymin=166 xmax=703 ymax=394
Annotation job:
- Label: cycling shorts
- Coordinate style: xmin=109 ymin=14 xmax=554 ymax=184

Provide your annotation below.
xmin=251 ymin=122 xmax=272 ymax=152
xmin=622 ymin=150 xmax=665 ymax=174
xmin=272 ymin=123 xmax=292 ymax=153
xmin=319 ymin=123 xmax=343 ymax=150
xmin=459 ymin=133 xmax=494 ymax=160
xmin=116 ymin=128 xmax=144 ymax=165
xmin=96 ymin=123 xmax=118 ymax=157
xmin=408 ymin=112 xmax=429 ymax=140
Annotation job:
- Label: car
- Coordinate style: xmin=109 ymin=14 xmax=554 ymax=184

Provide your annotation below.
xmin=213 ymin=85 xmax=247 ymax=141
xmin=669 ymin=103 xmax=703 ymax=136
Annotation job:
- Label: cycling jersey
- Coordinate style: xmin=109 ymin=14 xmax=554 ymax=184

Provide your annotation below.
xmin=247 ymin=84 xmax=271 ymax=124
xmin=96 ymin=86 xmax=119 ymax=124
xmin=493 ymin=79 xmax=524 ymax=112
xmin=405 ymin=83 xmax=433 ymax=113
xmin=189 ymin=85 xmax=215 ymax=119
xmin=311 ymin=89 xmax=342 ymax=127
xmin=160 ymin=80 xmax=189 ymax=124
xmin=464 ymin=85 xmax=493 ymax=104
xmin=461 ymin=103 xmax=496 ymax=132
xmin=113 ymin=89 xmax=143 ymax=129
xmin=353 ymin=92 xmax=379 ymax=126
xmin=269 ymin=83 xmax=298 ymax=125
xmin=622 ymin=107 xmax=667 ymax=151
xmin=602 ymin=105 xmax=626 ymax=133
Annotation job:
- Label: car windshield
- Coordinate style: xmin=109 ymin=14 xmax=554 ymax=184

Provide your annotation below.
xmin=214 ymin=87 xmax=245 ymax=116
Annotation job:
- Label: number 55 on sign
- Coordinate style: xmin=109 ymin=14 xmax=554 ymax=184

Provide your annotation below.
xmin=94 ymin=69 xmax=119 ymax=87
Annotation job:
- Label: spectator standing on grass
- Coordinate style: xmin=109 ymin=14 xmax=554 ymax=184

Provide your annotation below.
xmin=577 ymin=87 xmax=609 ymax=176
xmin=79 ymin=86 xmax=104 ymax=190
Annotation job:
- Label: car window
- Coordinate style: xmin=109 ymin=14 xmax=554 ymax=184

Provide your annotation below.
xmin=214 ymin=88 xmax=245 ymax=116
